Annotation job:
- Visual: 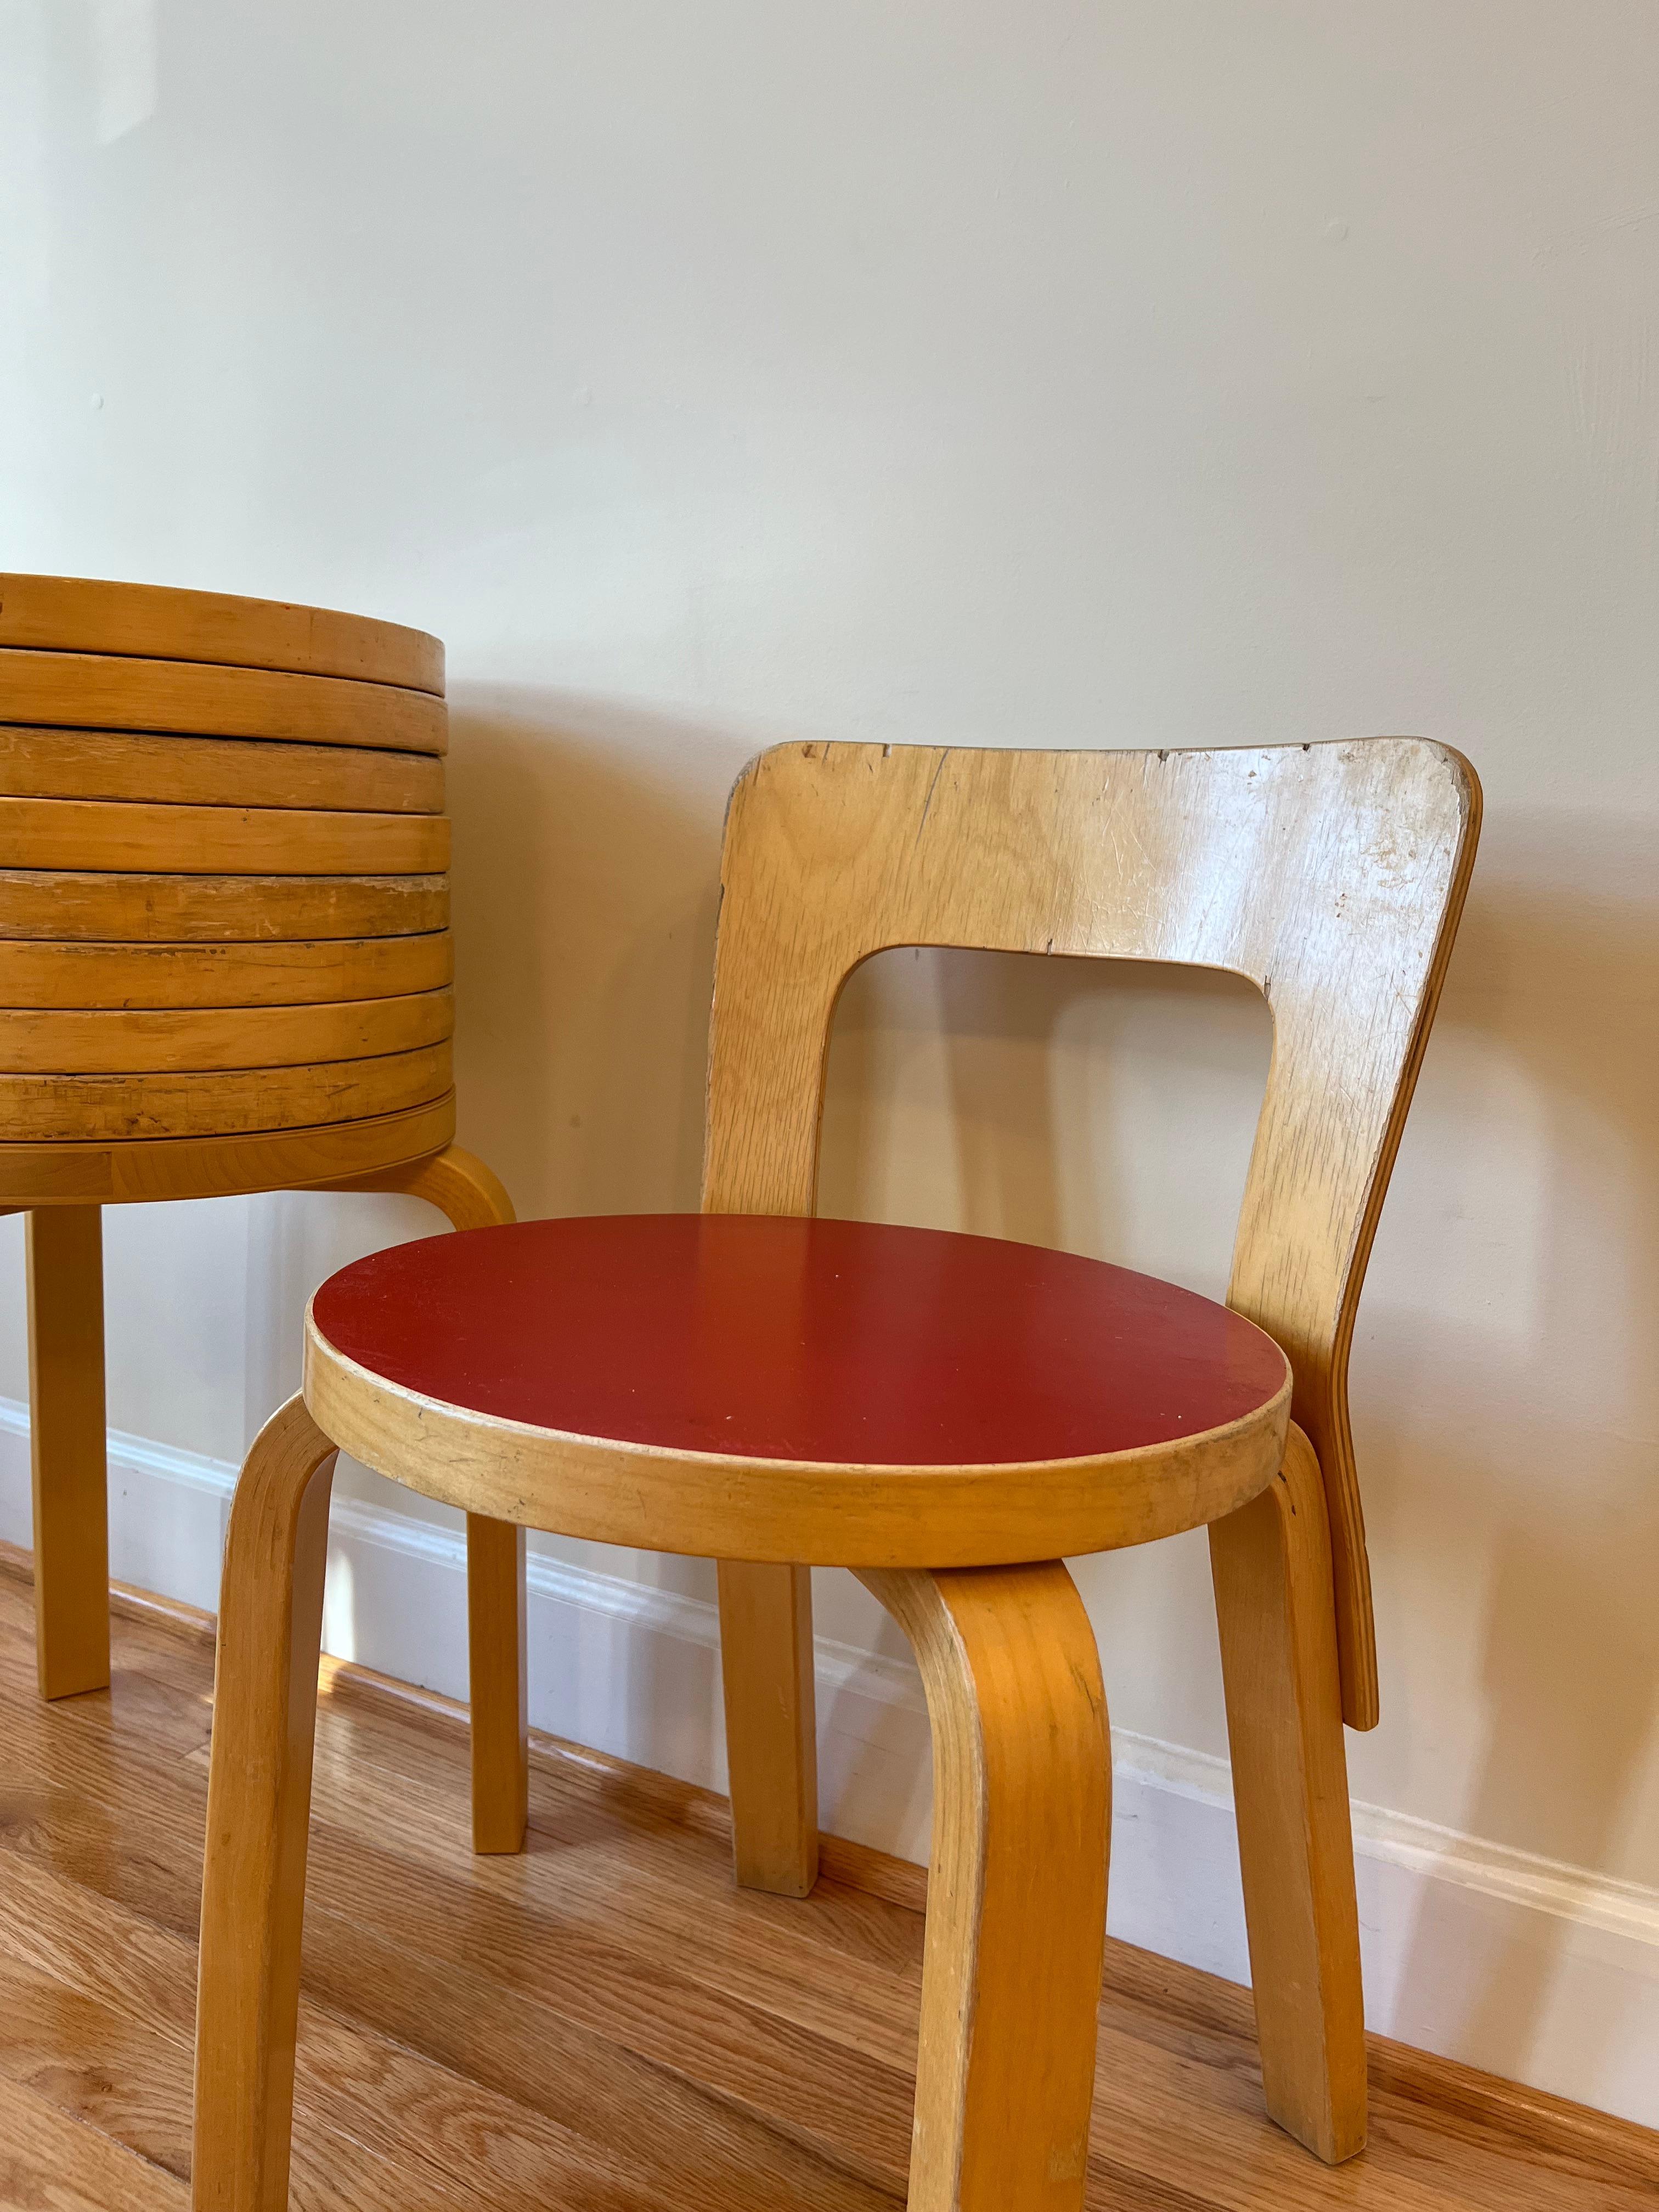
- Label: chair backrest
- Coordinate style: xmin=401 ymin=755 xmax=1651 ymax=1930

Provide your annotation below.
xmin=704 ymin=738 xmax=1481 ymax=1727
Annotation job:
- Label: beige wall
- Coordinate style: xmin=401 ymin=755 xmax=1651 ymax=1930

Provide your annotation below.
xmin=3 ymin=0 xmax=1658 ymax=2095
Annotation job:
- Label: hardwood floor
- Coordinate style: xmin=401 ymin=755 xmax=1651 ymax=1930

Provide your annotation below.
xmin=0 ymin=1543 xmax=1653 ymax=2210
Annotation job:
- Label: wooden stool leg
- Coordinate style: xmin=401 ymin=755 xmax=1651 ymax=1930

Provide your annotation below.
xmin=1209 ymin=1422 xmax=1367 ymax=2163
xmin=359 ymin=1142 xmax=515 ymax=1237
xmin=464 ymin=1510 xmax=528 ymax=1852
xmin=717 ymin=1560 xmax=819 ymax=1896
xmin=315 ymin=1144 xmax=528 ymax=1854
xmin=26 ymin=1205 xmax=110 ymax=1700
xmin=194 ymin=1395 xmax=338 ymax=2212
xmin=859 ymin=1562 xmax=1109 ymax=2212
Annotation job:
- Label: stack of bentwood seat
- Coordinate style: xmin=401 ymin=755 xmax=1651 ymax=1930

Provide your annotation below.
xmin=0 ymin=577 xmax=527 ymax=1854
xmin=0 ymin=572 xmax=455 ymax=1193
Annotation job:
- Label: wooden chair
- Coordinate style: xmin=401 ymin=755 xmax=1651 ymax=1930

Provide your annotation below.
xmin=193 ymin=736 xmax=1479 ymax=2210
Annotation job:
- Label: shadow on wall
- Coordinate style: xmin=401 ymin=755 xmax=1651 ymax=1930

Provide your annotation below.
xmin=444 ymin=683 xmax=757 ymax=1221
xmin=245 ymin=685 xmax=748 ymax=1431
xmin=1373 ymin=810 xmax=1659 ymax=2079
xmin=821 ymin=946 xmax=1272 ymax=1283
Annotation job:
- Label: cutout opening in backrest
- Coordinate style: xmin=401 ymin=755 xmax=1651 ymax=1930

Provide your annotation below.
xmin=818 ymin=943 xmax=1273 ymax=1304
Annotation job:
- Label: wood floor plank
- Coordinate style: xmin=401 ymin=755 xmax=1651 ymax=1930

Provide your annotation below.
xmin=0 ymin=1662 xmax=916 ymax=2190
xmin=0 ymin=2072 xmax=185 ymax=2212
xmin=0 ymin=1849 xmax=794 ymax=2212
xmin=4 ymin=1644 xmax=1521 ymax=2212
xmin=0 ymin=1546 xmax=1653 ymax=2212
xmin=0 ymin=1627 xmax=904 ymax=2209
xmin=0 ymin=1951 xmax=193 ymax=2177
xmin=0 ymin=1798 xmax=901 ymax=2212
xmin=0 ymin=1598 xmax=925 ymax=2078
xmin=300 ymin=1734 xmax=924 ymax=2069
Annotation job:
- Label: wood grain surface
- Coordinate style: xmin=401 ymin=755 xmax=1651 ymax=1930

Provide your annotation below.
xmin=0 ymin=795 xmax=448 ymax=874
xmin=0 ymin=989 xmax=453 ymax=1074
xmin=1210 ymin=1427 xmax=1366 ymax=2161
xmin=0 ymin=572 xmax=443 ymax=692
xmin=0 ymin=870 xmax=448 ymax=943
xmin=0 ymin=1550 xmax=1649 ymax=2212
xmin=0 ymin=725 xmax=444 ymax=812
xmin=0 ymin=650 xmax=447 ymax=754
xmin=0 ymin=1041 xmax=451 ymax=1141
xmin=194 ymin=1399 xmax=340 ymax=2212
xmin=25 ymin=1206 xmax=108 ymax=1699
xmin=0 ymin=1092 xmax=456 ymax=1205
xmin=0 ymin=932 xmax=453 ymax=1008
xmin=857 ymin=1562 xmax=1110 ymax=2211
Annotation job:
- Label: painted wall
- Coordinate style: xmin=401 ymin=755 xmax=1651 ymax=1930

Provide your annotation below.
xmin=3 ymin=0 xmax=1658 ymax=2121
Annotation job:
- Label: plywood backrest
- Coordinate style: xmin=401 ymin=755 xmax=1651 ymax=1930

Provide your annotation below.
xmin=704 ymin=739 xmax=1480 ymax=1725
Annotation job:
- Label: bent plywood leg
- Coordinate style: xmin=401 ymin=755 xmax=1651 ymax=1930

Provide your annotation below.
xmin=1210 ymin=1421 xmax=1367 ymax=2163
xmin=194 ymin=1395 xmax=338 ymax=2212
xmin=27 ymin=1206 xmax=110 ymax=1699
xmin=717 ymin=1560 xmax=819 ymax=1897
xmin=315 ymin=1143 xmax=528 ymax=1854
xmin=330 ymin=1141 xmax=515 ymax=1235
xmin=859 ymin=1562 xmax=1109 ymax=2212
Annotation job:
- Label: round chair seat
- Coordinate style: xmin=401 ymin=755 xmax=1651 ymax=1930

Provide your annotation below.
xmin=304 ymin=1214 xmax=1293 ymax=1567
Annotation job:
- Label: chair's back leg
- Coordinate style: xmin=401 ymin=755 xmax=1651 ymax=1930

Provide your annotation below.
xmin=319 ymin=1143 xmax=528 ymax=1854
xmin=717 ymin=1560 xmax=819 ymax=1896
xmin=859 ymin=1562 xmax=1109 ymax=2212
xmin=465 ymin=1513 xmax=528 ymax=1850
xmin=194 ymin=1395 xmax=338 ymax=2212
xmin=26 ymin=1204 xmax=110 ymax=1700
xmin=1209 ymin=1422 xmax=1367 ymax=2163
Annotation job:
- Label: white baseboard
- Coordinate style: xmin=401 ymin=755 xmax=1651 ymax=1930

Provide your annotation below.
xmin=2 ymin=1398 xmax=1656 ymax=2129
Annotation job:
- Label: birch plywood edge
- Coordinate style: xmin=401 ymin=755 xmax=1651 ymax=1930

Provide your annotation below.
xmin=0 ymin=725 xmax=445 ymax=814
xmin=0 ymin=870 xmax=449 ymax=942
xmin=0 ymin=573 xmax=444 ymax=695
xmin=0 ymin=1042 xmax=452 ymax=1142
xmin=0 ymin=989 xmax=453 ymax=1074
xmin=703 ymin=738 xmax=1482 ymax=1729
xmin=0 ymin=650 xmax=446 ymax=754
xmin=0 ymin=933 xmax=453 ymax=1009
xmin=0 ymin=1093 xmax=456 ymax=1205
xmin=0 ymin=797 xmax=448 ymax=875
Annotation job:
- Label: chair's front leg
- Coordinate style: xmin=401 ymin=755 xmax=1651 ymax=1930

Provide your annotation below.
xmin=1209 ymin=1421 xmax=1367 ymax=2163
xmin=194 ymin=1395 xmax=338 ymax=2212
xmin=26 ymin=1205 xmax=110 ymax=1700
xmin=858 ymin=1562 xmax=1109 ymax=2212
xmin=314 ymin=1144 xmax=528 ymax=1854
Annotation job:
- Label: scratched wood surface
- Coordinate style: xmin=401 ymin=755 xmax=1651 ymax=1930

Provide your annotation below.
xmin=0 ymin=573 xmax=444 ymax=693
xmin=0 ymin=868 xmax=449 ymax=943
xmin=0 ymin=650 xmax=447 ymax=754
xmin=0 ymin=725 xmax=444 ymax=812
xmin=0 ymin=794 xmax=449 ymax=874
xmin=0 ymin=1547 xmax=1649 ymax=2212
xmin=0 ymin=1094 xmax=458 ymax=1205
